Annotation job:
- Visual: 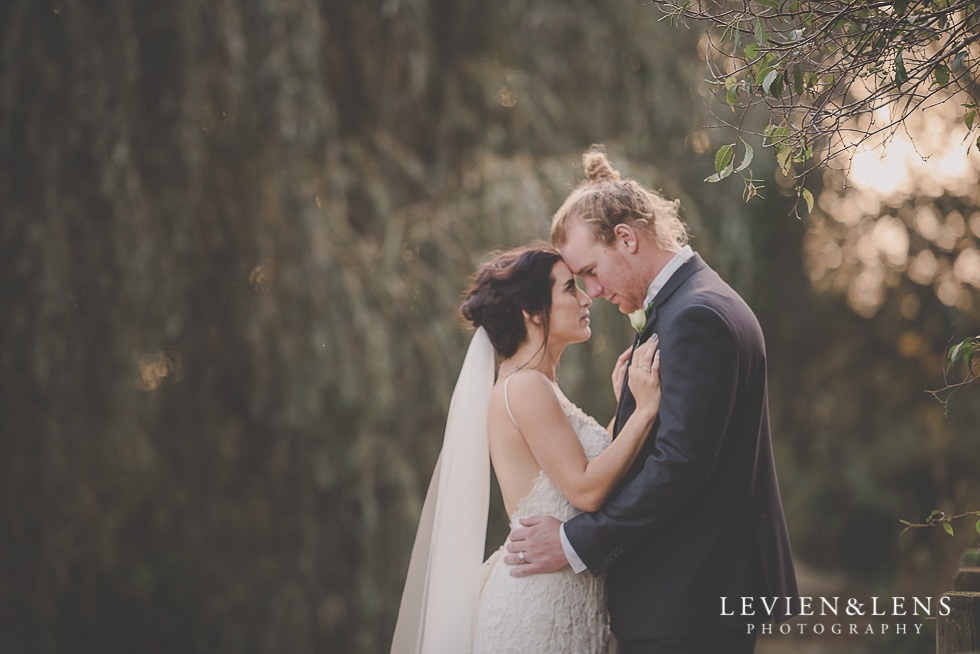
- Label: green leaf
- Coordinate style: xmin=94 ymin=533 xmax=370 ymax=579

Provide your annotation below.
xmin=727 ymin=85 xmax=740 ymax=107
xmin=725 ymin=74 xmax=740 ymax=106
xmin=706 ymin=161 xmax=735 ymax=183
xmin=714 ymin=144 xmax=735 ymax=173
xmin=794 ymin=65 xmax=804 ymax=95
xmin=735 ymin=140 xmax=754 ymax=172
xmin=770 ymin=73 xmax=784 ymax=98
xmin=943 ymin=522 xmax=954 ymax=536
xmin=948 ymin=342 xmax=964 ymax=373
xmin=754 ymin=17 xmax=769 ymax=45
xmin=744 ymin=43 xmax=759 ymax=60
xmin=764 ymin=124 xmax=789 ymax=139
xmin=966 ymin=109 xmax=976 ymax=130
xmin=934 ymin=64 xmax=950 ymax=87
xmin=962 ymin=342 xmax=975 ymax=362
xmin=776 ymin=145 xmax=792 ymax=174
xmin=965 ymin=340 xmax=980 ymax=357
xmin=952 ymin=51 xmax=967 ymax=73
xmin=929 ymin=509 xmax=944 ymax=520
xmin=895 ymin=51 xmax=908 ymax=87
xmin=950 ymin=340 xmax=966 ymax=360
xmin=975 ymin=518 xmax=980 ymax=537
xmin=762 ymin=69 xmax=780 ymax=94
xmin=801 ymin=187 xmax=814 ymax=213
xmin=708 ymin=144 xmax=736 ymax=182
xmin=894 ymin=0 xmax=908 ymax=13
xmin=950 ymin=339 xmax=980 ymax=372
xmin=976 ymin=134 xmax=980 ymax=152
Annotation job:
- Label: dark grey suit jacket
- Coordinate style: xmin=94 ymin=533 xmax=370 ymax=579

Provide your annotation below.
xmin=564 ymin=254 xmax=799 ymax=641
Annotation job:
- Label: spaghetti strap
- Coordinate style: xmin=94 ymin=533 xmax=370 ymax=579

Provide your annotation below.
xmin=502 ymin=374 xmax=518 ymax=427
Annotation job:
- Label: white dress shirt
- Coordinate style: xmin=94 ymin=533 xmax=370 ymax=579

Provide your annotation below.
xmin=559 ymin=245 xmax=695 ymax=573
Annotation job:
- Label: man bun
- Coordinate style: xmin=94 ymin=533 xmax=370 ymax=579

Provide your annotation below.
xmin=583 ymin=144 xmax=621 ymax=183
xmin=550 ymin=144 xmax=689 ymax=252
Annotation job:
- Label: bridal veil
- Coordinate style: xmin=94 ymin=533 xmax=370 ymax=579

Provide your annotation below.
xmin=390 ymin=327 xmax=495 ymax=653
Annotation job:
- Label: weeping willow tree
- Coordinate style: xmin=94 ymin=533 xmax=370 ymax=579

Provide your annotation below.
xmin=0 ymin=1 xmax=719 ymax=652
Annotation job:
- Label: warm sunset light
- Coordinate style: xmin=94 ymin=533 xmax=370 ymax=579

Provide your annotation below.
xmin=806 ymin=99 xmax=980 ymax=317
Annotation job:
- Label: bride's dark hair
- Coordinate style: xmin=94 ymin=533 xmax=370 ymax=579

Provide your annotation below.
xmin=460 ymin=247 xmax=563 ymax=358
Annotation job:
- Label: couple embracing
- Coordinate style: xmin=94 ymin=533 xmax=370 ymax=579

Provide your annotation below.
xmin=392 ymin=147 xmax=799 ymax=654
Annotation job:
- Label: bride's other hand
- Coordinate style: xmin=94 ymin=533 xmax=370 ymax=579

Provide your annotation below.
xmin=611 ymin=346 xmax=632 ymax=404
xmin=627 ymin=336 xmax=661 ymax=419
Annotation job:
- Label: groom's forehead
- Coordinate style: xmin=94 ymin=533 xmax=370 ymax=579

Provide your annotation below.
xmin=564 ymin=243 xmax=608 ymax=278
xmin=566 ymin=254 xmax=599 ymax=278
xmin=560 ymin=223 xmax=604 ymax=273
xmin=561 ymin=249 xmax=590 ymax=276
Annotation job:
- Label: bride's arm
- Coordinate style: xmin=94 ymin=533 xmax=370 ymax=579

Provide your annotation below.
xmin=507 ymin=343 xmax=661 ymax=513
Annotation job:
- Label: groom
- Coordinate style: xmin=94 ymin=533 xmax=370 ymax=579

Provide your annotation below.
xmin=504 ymin=151 xmax=799 ymax=654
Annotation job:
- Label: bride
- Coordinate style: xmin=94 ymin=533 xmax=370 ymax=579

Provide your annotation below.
xmin=391 ymin=246 xmax=661 ymax=653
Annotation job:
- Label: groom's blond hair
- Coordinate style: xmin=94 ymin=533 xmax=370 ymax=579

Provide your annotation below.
xmin=550 ymin=145 xmax=688 ymax=252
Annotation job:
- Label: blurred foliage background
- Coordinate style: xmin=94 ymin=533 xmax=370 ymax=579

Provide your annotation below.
xmin=1 ymin=1 xmax=978 ymax=653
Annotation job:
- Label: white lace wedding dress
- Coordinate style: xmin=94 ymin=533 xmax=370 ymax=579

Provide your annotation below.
xmin=472 ymin=391 xmax=612 ymax=654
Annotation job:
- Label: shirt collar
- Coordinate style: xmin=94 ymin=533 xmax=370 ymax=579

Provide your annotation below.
xmin=642 ymin=245 xmax=694 ymax=309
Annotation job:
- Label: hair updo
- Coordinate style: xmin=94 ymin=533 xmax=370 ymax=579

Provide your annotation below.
xmin=583 ymin=148 xmax=621 ymax=183
xmin=550 ymin=144 xmax=688 ymax=252
xmin=460 ymin=247 xmax=563 ymax=359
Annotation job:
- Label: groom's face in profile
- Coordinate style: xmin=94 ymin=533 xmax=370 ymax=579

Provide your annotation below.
xmin=558 ymin=218 xmax=649 ymax=314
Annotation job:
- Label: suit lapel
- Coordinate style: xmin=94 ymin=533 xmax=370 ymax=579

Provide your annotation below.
xmin=640 ymin=254 xmax=704 ymax=342
xmin=613 ymin=254 xmax=705 ymax=437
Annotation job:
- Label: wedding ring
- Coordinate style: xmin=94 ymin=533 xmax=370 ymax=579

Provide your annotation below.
xmin=518 ymin=551 xmax=526 ymax=564
xmin=639 ymin=365 xmax=650 ymax=372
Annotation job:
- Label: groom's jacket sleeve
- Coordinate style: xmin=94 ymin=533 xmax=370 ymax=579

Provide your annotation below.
xmin=564 ymin=302 xmax=742 ymax=575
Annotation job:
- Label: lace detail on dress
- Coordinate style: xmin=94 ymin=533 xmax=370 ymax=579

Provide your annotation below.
xmin=472 ymin=399 xmax=613 ymax=654
xmin=509 ymin=400 xmax=610 ymax=524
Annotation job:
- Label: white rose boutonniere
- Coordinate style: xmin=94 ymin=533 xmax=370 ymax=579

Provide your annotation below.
xmin=628 ymin=305 xmax=652 ymax=334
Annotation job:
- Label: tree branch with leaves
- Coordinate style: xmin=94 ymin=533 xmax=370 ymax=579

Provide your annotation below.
xmin=649 ymin=0 xmax=980 ymax=214
xmin=927 ymin=335 xmax=980 ymax=409
xmin=900 ymin=508 xmax=980 ymax=538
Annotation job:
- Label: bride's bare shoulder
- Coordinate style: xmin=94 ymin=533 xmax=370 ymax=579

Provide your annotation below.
xmin=490 ymin=370 xmax=561 ymax=420
xmin=494 ymin=369 xmax=553 ymax=397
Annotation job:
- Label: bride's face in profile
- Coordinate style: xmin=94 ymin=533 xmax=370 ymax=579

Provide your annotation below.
xmin=547 ymin=261 xmax=592 ymax=345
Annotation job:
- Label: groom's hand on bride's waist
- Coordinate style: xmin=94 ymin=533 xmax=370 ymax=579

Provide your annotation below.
xmin=504 ymin=516 xmax=569 ymax=577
